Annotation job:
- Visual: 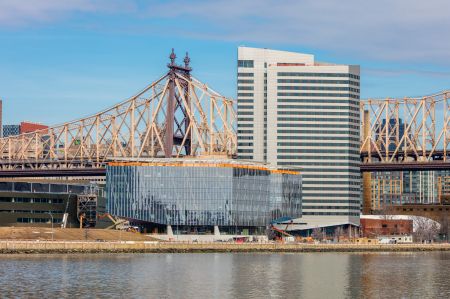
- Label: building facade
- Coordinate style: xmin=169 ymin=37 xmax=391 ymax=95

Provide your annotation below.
xmin=360 ymin=218 xmax=413 ymax=237
xmin=370 ymin=170 xmax=450 ymax=209
xmin=0 ymin=180 xmax=103 ymax=228
xmin=106 ymin=159 xmax=302 ymax=234
xmin=3 ymin=125 xmax=20 ymax=138
xmin=19 ymin=121 xmax=49 ymax=134
xmin=237 ymin=47 xmax=360 ymax=229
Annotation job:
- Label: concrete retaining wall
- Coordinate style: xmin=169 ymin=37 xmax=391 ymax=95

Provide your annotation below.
xmin=1 ymin=241 xmax=450 ymax=254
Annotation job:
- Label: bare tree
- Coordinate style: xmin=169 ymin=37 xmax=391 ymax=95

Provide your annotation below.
xmin=311 ymin=227 xmax=322 ymax=241
xmin=412 ymin=216 xmax=440 ymax=243
xmin=439 ymin=213 xmax=449 ymax=242
xmin=334 ymin=227 xmax=343 ymax=243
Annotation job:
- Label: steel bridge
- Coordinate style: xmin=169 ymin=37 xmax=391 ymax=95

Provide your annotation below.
xmin=2 ymin=51 xmax=450 ymax=223
xmin=360 ymin=91 xmax=450 ymax=219
xmin=360 ymin=90 xmax=450 ymax=170
xmin=0 ymin=50 xmax=236 ymax=175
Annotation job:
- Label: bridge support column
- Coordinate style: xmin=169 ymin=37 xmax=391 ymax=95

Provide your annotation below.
xmin=362 ymin=172 xmax=372 ymax=214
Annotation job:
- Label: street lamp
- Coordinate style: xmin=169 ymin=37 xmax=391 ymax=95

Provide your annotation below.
xmin=47 ymin=212 xmax=54 ymax=241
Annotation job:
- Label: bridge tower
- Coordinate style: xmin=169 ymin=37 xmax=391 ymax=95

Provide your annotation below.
xmin=165 ymin=49 xmax=192 ymax=157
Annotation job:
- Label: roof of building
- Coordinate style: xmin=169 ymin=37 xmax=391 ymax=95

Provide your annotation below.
xmin=108 ymin=157 xmax=300 ymax=175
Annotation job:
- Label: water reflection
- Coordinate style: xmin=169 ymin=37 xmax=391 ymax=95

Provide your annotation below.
xmin=0 ymin=252 xmax=449 ymax=298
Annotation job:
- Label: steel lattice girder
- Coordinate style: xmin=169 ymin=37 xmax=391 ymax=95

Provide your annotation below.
xmin=0 ymin=71 xmax=237 ymax=170
xmin=360 ymin=91 xmax=450 ymax=163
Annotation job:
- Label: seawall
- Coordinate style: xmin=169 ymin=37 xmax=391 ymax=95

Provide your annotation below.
xmin=1 ymin=241 xmax=450 ymax=254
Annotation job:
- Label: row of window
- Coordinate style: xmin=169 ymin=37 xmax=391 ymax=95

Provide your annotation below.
xmin=277 ymin=130 xmax=359 ymax=137
xmin=237 ymin=72 xmax=254 ymax=77
xmin=302 ymin=187 xmax=360 ymax=191
xmin=277 ymin=72 xmax=360 ymax=79
xmin=238 ymin=99 xmax=254 ymax=103
xmin=301 ymin=181 xmax=360 ymax=186
xmin=237 ymin=86 xmax=254 ymax=90
xmin=2 ymin=210 xmax=64 ymax=214
xmin=278 ymin=86 xmax=360 ymax=93
xmin=238 ymin=80 xmax=254 ymax=84
xmin=238 ymin=118 xmax=254 ymax=122
xmin=0 ymin=198 xmax=65 ymax=204
xmin=278 ymin=161 xmax=360 ymax=167
xmin=302 ymin=206 xmax=360 ymax=210
xmin=277 ymin=148 xmax=359 ymax=154
xmin=237 ymin=130 xmax=253 ymax=134
xmin=277 ymin=142 xmax=358 ymax=147
xmin=238 ymin=142 xmax=253 ymax=147
xmin=238 ymin=60 xmax=254 ymax=68
xmin=17 ymin=217 xmax=62 ymax=223
xmin=277 ymin=117 xmax=359 ymax=123
xmin=238 ymin=135 xmax=254 ymax=140
xmin=278 ymin=98 xmax=359 ymax=105
xmin=277 ymin=93 xmax=359 ymax=99
xmin=238 ymin=156 xmax=255 ymax=161
xmin=277 ymin=79 xmax=360 ymax=86
xmin=237 ymin=105 xmax=253 ymax=110
xmin=278 ymin=123 xmax=359 ymax=129
xmin=237 ymin=149 xmax=253 ymax=153
xmin=277 ymin=104 xmax=359 ymax=111
xmin=278 ymin=111 xmax=359 ymax=117
xmin=238 ymin=93 xmax=254 ymax=97
xmin=302 ymin=212 xmax=360 ymax=216
xmin=277 ymin=155 xmax=360 ymax=161
xmin=299 ymin=174 xmax=360 ymax=179
xmin=238 ymin=124 xmax=254 ymax=128
xmin=238 ymin=111 xmax=253 ymax=115
xmin=277 ymin=135 xmax=360 ymax=141
xmin=301 ymin=168 xmax=360 ymax=173
xmin=302 ymin=198 xmax=361 ymax=202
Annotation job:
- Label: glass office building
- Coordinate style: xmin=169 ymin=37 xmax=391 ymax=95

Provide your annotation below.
xmin=106 ymin=159 xmax=302 ymax=233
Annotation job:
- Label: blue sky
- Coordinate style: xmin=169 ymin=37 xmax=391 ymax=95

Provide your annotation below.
xmin=1 ymin=0 xmax=450 ymax=126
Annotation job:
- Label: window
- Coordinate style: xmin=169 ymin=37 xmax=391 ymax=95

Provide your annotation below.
xmin=237 ymin=86 xmax=254 ymax=90
xmin=237 ymin=79 xmax=254 ymax=84
xmin=237 ymin=73 xmax=254 ymax=77
xmin=238 ymin=60 xmax=254 ymax=68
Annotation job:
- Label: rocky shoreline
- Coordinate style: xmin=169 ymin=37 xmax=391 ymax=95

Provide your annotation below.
xmin=1 ymin=241 xmax=450 ymax=254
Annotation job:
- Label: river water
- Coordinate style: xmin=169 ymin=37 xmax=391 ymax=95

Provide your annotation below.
xmin=0 ymin=252 xmax=449 ymax=298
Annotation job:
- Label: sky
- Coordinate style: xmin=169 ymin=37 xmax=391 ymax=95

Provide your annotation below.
xmin=1 ymin=0 xmax=450 ymax=126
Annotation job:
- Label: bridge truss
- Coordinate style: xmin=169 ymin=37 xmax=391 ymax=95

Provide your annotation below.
xmin=361 ymin=90 xmax=450 ymax=164
xmin=0 ymin=50 xmax=236 ymax=170
xmin=360 ymin=90 xmax=450 ymax=213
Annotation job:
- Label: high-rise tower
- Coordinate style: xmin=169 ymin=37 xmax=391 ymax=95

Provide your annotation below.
xmin=237 ymin=47 xmax=360 ymax=229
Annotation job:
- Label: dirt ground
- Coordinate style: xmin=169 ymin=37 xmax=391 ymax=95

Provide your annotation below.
xmin=0 ymin=227 xmax=160 ymax=241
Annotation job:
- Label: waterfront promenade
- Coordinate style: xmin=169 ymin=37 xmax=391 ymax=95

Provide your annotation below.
xmin=1 ymin=240 xmax=450 ymax=254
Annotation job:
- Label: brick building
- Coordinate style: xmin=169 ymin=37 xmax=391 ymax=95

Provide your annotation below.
xmin=360 ymin=218 xmax=413 ymax=237
xmin=20 ymin=122 xmax=48 ymax=134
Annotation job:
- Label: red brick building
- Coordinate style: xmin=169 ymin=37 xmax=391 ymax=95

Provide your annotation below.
xmin=19 ymin=122 xmax=48 ymax=134
xmin=360 ymin=218 xmax=413 ymax=237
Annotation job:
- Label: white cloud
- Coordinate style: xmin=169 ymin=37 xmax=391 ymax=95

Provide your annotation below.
xmin=0 ymin=0 xmax=133 ymax=27
xmin=141 ymin=0 xmax=450 ymax=63
xmin=1 ymin=0 xmax=450 ymax=63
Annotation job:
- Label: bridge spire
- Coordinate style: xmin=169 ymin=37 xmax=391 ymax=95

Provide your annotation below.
xmin=184 ymin=52 xmax=190 ymax=69
xmin=165 ymin=49 xmax=193 ymax=158
xmin=169 ymin=48 xmax=176 ymax=66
